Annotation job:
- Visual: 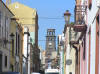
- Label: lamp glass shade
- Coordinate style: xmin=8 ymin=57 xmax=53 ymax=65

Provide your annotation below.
xmin=64 ymin=10 xmax=71 ymax=24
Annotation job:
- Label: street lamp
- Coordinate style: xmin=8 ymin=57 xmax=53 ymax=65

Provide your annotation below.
xmin=10 ymin=33 xmax=15 ymax=40
xmin=64 ymin=10 xmax=71 ymax=24
xmin=10 ymin=33 xmax=15 ymax=56
xmin=9 ymin=33 xmax=15 ymax=71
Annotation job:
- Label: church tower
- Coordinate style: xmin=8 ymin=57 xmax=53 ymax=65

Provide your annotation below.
xmin=45 ymin=29 xmax=56 ymax=69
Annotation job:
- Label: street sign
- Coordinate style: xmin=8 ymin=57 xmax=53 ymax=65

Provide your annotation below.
xmin=66 ymin=59 xmax=72 ymax=65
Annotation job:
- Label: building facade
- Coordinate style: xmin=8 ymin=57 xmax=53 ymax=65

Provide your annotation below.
xmin=8 ymin=2 xmax=39 ymax=73
xmin=71 ymin=0 xmax=100 ymax=74
xmin=87 ymin=0 xmax=100 ymax=74
xmin=58 ymin=34 xmax=65 ymax=74
xmin=10 ymin=18 xmax=23 ymax=74
xmin=64 ymin=23 xmax=76 ymax=74
xmin=0 ymin=0 xmax=14 ymax=72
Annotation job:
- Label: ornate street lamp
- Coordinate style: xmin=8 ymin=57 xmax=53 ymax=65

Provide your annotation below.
xmin=10 ymin=33 xmax=15 ymax=57
xmin=10 ymin=33 xmax=15 ymax=40
xmin=3 ymin=33 xmax=15 ymax=45
xmin=64 ymin=10 xmax=71 ymax=24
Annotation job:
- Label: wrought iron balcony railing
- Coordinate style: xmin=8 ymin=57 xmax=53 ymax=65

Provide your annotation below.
xmin=75 ymin=5 xmax=87 ymax=25
xmin=74 ymin=5 xmax=87 ymax=32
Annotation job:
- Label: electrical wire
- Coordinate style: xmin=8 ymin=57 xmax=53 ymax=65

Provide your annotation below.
xmin=38 ymin=40 xmax=58 ymax=42
xmin=14 ymin=15 xmax=74 ymax=20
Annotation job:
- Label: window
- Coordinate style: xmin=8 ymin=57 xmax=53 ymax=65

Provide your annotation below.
xmin=18 ymin=34 xmax=20 ymax=55
xmin=83 ymin=36 xmax=86 ymax=60
xmin=48 ymin=38 xmax=51 ymax=41
xmin=30 ymin=38 xmax=32 ymax=42
xmin=4 ymin=17 xmax=7 ymax=47
xmin=5 ymin=56 xmax=7 ymax=67
xmin=16 ymin=32 xmax=17 ymax=55
xmin=2 ymin=26 xmax=3 ymax=38
xmin=12 ymin=39 xmax=14 ymax=56
xmin=51 ymin=38 xmax=52 ymax=41
xmin=0 ymin=11 xmax=1 ymax=38
xmin=5 ymin=18 xmax=8 ymax=40
xmin=96 ymin=15 xmax=99 ymax=36
xmin=7 ymin=27 xmax=8 ymax=40
xmin=10 ymin=64 xmax=13 ymax=71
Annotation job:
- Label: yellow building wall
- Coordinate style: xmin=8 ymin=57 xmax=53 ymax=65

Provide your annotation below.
xmin=10 ymin=20 xmax=17 ymax=71
xmin=18 ymin=24 xmax=23 ymax=74
xmin=8 ymin=3 xmax=38 ymax=73
xmin=8 ymin=2 xmax=36 ymax=25
xmin=10 ymin=20 xmax=23 ymax=74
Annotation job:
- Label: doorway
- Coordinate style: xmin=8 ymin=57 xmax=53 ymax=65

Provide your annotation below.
xmin=0 ymin=53 xmax=2 ymax=72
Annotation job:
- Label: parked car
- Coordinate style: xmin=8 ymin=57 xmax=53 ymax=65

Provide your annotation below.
xmin=31 ymin=72 xmax=41 ymax=74
xmin=0 ymin=72 xmax=20 ymax=74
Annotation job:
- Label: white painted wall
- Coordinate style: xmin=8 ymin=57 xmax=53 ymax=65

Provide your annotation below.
xmin=99 ymin=10 xmax=100 ymax=74
xmin=87 ymin=0 xmax=99 ymax=74
xmin=58 ymin=34 xmax=64 ymax=74
xmin=60 ymin=50 xmax=63 ymax=74
xmin=24 ymin=33 xmax=28 ymax=58
xmin=86 ymin=30 xmax=89 ymax=74
xmin=23 ymin=27 xmax=30 ymax=74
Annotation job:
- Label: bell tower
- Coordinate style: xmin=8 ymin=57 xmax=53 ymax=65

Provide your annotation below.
xmin=45 ymin=29 xmax=56 ymax=69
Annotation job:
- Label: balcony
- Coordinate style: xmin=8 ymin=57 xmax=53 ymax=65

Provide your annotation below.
xmin=70 ymin=41 xmax=79 ymax=45
xmin=74 ymin=4 xmax=87 ymax=32
xmin=73 ymin=24 xmax=87 ymax=32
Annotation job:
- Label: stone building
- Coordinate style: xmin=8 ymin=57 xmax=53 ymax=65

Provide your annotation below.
xmin=0 ymin=0 xmax=14 ymax=72
xmin=8 ymin=2 xmax=39 ymax=73
xmin=45 ymin=29 xmax=56 ymax=69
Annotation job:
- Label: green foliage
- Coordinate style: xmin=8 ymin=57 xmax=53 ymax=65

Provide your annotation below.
xmin=70 ymin=22 xmax=74 ymax=25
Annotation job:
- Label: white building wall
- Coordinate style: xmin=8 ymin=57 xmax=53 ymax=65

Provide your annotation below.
xmin=58 ymin=34 xmax=64 ymax=74
xmin=87 ymin=0 xmax=99 ymax=74
xmin=23 ymin=27 xmax=30 ymax=74
xmin=24 ymin=33 xmax=28 ymax=58
xmin=60 ymin=50 xmax=63 ymax=74
xmin=99 ymin=11 xmax=100 ymax=74
xmin=90 ymin=20 xmax=96 ymax=74
xmin=28 ymin=41 xmax=30 ymax=74
xmin=99 ymin=23 xmax=100 ymax=73
xmin=86 ymin=31 xmax=89 ymax=74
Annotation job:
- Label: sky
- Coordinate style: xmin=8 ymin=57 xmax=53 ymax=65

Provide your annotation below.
xmin=5 ymin=0 xmax=75 ymax=50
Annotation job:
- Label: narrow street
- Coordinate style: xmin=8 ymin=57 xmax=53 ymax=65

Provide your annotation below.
xmin=0 ymin=0 xmax=100 ymax=74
